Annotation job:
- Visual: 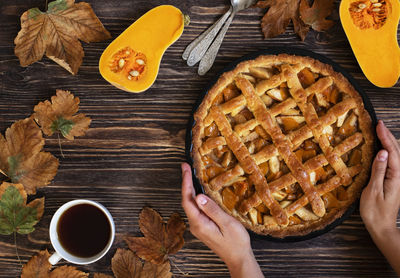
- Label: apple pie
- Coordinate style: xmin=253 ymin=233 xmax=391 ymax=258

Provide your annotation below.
xmin=191 ymin=54 xmax=374 ymax=237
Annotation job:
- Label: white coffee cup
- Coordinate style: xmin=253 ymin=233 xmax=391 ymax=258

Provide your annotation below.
xmin=49 ymin=199 xmax=115 ymax=265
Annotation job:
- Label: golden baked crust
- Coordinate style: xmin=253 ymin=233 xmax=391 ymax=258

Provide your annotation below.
xmin=192 ymin=54 xmax=374 ymax=238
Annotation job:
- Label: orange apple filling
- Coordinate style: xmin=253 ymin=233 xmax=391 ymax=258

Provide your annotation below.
xmin=199 ymin=68 xmax=365 ymax=228
xmin=222 ymin=187 xmax=239 ymax=210
xmin=298 ymin=68 xmax=316 ymax=88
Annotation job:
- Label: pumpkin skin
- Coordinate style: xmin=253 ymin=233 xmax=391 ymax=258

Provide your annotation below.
xmin=340 ymin=0 xmax=400 ymax=88
xmin=99 ymin=5 xmax=184 ymax=93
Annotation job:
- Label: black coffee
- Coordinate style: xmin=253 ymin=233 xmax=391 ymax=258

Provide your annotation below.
xmin=57 ymin=203 xmax=111 ymax=258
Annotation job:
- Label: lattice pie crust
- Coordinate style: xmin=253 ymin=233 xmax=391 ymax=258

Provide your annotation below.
xmin=192 ymin=54 xmax=374 ymax=237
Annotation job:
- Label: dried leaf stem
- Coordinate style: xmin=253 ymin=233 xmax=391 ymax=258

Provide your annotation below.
xmin=170 ymin=258 xmax=190 ymax=277
xmin=57 ymin=133 xmax=65 ymax=158
xmin=14 ymin=232 xmax=22 ymax=269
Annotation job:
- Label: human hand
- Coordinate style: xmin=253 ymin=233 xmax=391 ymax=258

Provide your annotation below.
xmin=180 ymin=163 xmax=263 ymax=278
xmin=360 ymin=120 xmax=400 ymax=236
xmin=360 ymin=120 xmax=400 ymax=275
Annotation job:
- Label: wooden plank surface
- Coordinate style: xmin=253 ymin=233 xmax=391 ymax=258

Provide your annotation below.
xmin=0 ymin=0 xmax=399 ymax=277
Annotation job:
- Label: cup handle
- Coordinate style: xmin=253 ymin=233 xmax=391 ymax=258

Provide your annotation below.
xmin=48 ymin=252 xmax=62 ymax=265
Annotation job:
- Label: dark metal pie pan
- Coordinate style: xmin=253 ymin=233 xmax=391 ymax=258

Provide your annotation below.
xmin=185 ymin=47 xmax=378 ymax=242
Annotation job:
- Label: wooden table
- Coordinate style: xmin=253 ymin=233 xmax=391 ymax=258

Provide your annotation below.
xmin=0 ymin=0 xmax=399 ymax=277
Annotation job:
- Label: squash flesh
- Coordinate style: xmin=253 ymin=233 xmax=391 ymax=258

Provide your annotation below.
xmin=340 ymin=0 xmax=400 ymax=87
xmin=99 ymin=5 xmax=184 ymax=93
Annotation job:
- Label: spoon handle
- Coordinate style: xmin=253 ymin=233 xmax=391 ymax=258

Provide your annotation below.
xmin=185 ymin=7 xmax=233 ymax=66
xmin=198 ymin=11 xmax=235 ymax=76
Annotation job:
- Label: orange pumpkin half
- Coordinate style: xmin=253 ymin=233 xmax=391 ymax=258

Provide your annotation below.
xmin=340 ymin=0 xmax=400 ymax=87
xmin=99 ymin=5 xmax=184 ymax=93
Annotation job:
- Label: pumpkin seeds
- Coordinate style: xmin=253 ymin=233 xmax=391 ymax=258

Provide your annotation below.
xmin=129 ymin=70 xmax=139 ymax=77
xmin=358 ymin=3 xmax=367 ymax=9
xmin=136 ymin=59 xmax=145 ymax=65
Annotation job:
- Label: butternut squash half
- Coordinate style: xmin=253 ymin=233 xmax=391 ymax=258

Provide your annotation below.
xmin=340 ymin=0 xmax=400 ymax=87
xmin=99 ymin=5 xmax=184 ymax=93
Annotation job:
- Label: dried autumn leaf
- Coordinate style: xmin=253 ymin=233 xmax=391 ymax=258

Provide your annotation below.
xmin=141 ymin=260 xmax=172 ymax=278
xmin=95 ymin=248 xmax=172 ymax=278
xmin=292 ymin=10 xmax=310 ymax=41
xmin=21 ymin=250 xmax=88 ymax=278
xmin=0 ymin=182 xmax=44 ymax=235
xmin=256 ymin=0 xmax=305 ymax=39
xmin=14 ymin=0 xmax=111 ymax=75
xmin=33 ymin=90 xmax=91 ymax=140
xmin=112 ymin=248 xmax=143 ymax=278
xmin=0 ymin=118 xmax=59 ymax=194
xmin=21 ymin=250 xmax=52 ymax=278
xmin=125 ymin=208 xmax=186 ymax=264
xmin=256 ymin=0 xmax=335 ymax=40
xmin=299 ymin=0 xmax=335 ymax=31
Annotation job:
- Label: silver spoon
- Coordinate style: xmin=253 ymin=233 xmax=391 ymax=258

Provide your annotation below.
xmin=182 ymin=6 xmax=233 ymax=64
xmin=198 ymin=0 xmax=257 ymax=75
xmin=183 ymin=0 xmax=257 ymax=73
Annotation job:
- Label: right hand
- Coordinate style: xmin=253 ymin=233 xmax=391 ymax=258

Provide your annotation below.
xmin=360 ymin=120 xmax=400 ymax=236
xmin=359 ymin=120 xmax=400 ymax=275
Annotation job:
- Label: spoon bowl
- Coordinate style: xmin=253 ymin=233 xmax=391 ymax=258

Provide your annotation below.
xmin=183 ymin=0 xmax=257 ymax=74
xmin=231 ymin=0 xmax=257 ymax=12
xmin=197 ymin=0 xmax=257 ymax=75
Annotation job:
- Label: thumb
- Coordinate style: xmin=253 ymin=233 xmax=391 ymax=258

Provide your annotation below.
xmin=195 ymin=194 xmax=232 ymax=229
xmin=368 ymin=149 xmax=388 ymax=192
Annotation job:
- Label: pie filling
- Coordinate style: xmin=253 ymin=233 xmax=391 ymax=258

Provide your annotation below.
xmin=194 ymin=56 xmax=373 ymax=235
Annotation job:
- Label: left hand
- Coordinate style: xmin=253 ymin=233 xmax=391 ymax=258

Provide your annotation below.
xmin=180 ymin=162 xmax=263 ymax=278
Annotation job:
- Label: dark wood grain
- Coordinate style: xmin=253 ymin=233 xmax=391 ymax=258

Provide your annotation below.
xmin=0 ymin=0 xmax=399 ymax=277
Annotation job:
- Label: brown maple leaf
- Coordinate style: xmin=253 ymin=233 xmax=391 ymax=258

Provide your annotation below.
xmin=125 ymin=208 xmax=186 ymax=264
xmin=112 ymin=248 xmax=143 ymax=278
xmin=21 ymin=250 xmax=88 ymax=278
xmin=14 ymin=0 xmax=111 ymax=75
xmin=33 ymin=90 xmax=91 ymax=140
xmin=256 ymin=0 xmax=305 ymax=39
xmin=94 ymin=248 xmax=172 ymax=278
xmin=256 ymin=0 xmax=334 ymax=40
xmin=299 ymin=0 xmax=335 ymax=32
xmin=0 ymin=118 xmax=59 ymax=194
